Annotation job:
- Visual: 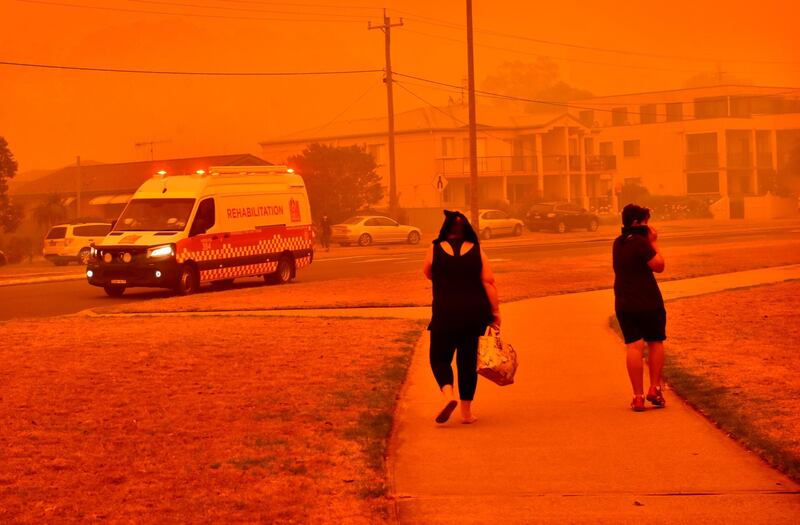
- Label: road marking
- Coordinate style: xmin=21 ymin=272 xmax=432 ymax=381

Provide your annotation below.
xmin=489 ymin=258 xmax=511 ymax=262
xmin=353 ymin=257 xmax=409 ymax=263
xmin=314 ymin=255 xmax=369 ymax=263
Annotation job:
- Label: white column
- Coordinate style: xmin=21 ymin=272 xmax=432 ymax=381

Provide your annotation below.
xmin=749 ymin=128 xmax=758 ymax=195
xmin=564 ymin=126 xmax=571 ymax=202
xmin=717 ymin=130 xmax=728 ymax=197
xmin=535 ymin=133 xmax=544 ymax=199
xmin=579 ymin=133 xmax=588 ymax=208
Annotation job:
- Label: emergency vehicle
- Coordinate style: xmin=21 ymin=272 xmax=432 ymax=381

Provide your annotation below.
xmin=86 ymin=166 xmax=313 ymax=297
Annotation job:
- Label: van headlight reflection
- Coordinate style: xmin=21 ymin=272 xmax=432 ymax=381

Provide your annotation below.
xmin=147 ymin=244 xmax=175 ymax=259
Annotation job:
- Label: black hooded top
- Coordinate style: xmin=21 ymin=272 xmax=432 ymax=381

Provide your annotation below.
xmin=428 ymin=210 xmax=492 ymax=333
xmin=612 ymin=225 xmax=664 ymax=312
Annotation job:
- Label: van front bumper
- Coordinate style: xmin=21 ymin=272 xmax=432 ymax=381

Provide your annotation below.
xmin=86 ymin=258 xmax=181 ymax=289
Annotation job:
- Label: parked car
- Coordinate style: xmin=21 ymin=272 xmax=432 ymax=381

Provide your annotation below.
xmin=43 ymin=222 xmax=113 ymax=266
xmin=478 ymin=209 xmax=524 ymax=240
xmin=525 ymin=202 xmax=600 ymax=233
xmin=331 ymin=216 xmax=421 ymax=247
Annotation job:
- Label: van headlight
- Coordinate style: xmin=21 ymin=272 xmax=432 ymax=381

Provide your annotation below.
xmin=147 ymin=244 xmax=175 ymax=259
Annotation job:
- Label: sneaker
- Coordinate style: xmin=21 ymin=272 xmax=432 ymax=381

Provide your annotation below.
xmin=646 ymin=387 xmax=666 ymax=408
xmin=631 ymin=395 xmax=646 ymax=412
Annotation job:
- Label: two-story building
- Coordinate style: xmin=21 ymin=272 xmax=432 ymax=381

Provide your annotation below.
xmin=260 ymin=104 xmax=616 ymax=227
xmin=568 ymin=85 xmax=800 ymax=218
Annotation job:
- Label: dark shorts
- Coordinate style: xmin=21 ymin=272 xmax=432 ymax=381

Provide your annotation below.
xmin=616 ymin=310 xmax=667 ymax=344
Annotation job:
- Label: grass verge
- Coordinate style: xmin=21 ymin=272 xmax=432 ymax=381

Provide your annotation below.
xmin=608 ymin=281 xmax=800 ymax=481
xmin=0 ymin=315 xmax=426 ymax=523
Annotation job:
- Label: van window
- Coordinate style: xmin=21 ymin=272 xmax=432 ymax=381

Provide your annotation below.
xmin=190 ymin=198 xmax=216 ymax=237
xmin=73 ymin=224 xmax=111 ymax=237
xmin=46 ymin=226 xmax=67 ymax=239
xmin=115 ymin=199 xmax=195 ymax=232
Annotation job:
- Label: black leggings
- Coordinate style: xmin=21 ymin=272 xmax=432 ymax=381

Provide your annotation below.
xmin=429 ymin=331 xmax=480 ymax=401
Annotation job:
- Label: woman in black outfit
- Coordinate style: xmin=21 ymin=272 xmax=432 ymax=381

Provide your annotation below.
xmin=423 ymin=210 xmax=501 ymax=424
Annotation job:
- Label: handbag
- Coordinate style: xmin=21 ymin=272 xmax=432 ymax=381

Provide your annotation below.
xmin=477 ymin=326 xmax=519 ymax=386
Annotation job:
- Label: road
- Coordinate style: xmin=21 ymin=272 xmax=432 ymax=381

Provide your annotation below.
xmin=0 ymin=223 xmax=797 ymax=321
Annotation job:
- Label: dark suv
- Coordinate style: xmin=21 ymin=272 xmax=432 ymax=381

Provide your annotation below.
xmin=526 ymin=202 xmax=600 ymax=233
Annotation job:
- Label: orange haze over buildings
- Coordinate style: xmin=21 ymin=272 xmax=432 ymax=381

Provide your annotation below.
xmin=1 ymin=0 xmax=799 ymax=170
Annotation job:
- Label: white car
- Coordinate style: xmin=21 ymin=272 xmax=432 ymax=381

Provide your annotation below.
xmin=331 ymin=215 xmax=421 ymax=247
xmin=478 ymin=209 xmax=524 ymax=240
xmin=43 ymin=222 xmax=113 ymax=266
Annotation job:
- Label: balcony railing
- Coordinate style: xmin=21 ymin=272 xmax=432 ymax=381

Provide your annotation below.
xmin=685 ymin=152 xmax=719 ymax=171
xmin=727 ymin=152 xmax=753 ymax=169
xmin=437 ymin=155 xmax=617 ymax=176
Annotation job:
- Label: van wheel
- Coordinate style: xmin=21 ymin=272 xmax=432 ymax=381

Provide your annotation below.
xmin=175 ymin=264 xmax=199 ymax=295
xmin=266 ymin=256 xmax=294 ymax=285
xmin=407 ymin=231 xmax=421 ymax=244
xmin=78 ymin=248 xmax=91 ymax=265
xmin=587 ymin=219 xmax=599 ymax=232
xmin=103 ymin=285 xmax=125 ymax=298
xmin=358 ymin=233 xmax=372 ymax=247
xmin=555 ymin=221 xmax=567 ymax=234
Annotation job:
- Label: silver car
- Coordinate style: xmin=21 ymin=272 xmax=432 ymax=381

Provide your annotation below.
xmin=478 ymin=209 xmax=524 ymax=239
xmin=332 ymin=215 xmax=422 ymax=247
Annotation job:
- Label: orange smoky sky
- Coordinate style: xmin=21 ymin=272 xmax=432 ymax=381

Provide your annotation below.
xmin=1 ymin=0 xmax=798 ymax=170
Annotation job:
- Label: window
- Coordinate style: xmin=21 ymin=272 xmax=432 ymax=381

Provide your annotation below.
xmin=599 ymin=141 xmax=614 ymax=155
xmin=611 ymin=107 xmax=628 ymax=126
xmin=115 ymin=199 xmax=195 ymax=232
xmin=46 ymin=226 xmax=67 ymax=239
xmin=73 ymin=224 xmax=111 ymax=237
xmin=367 ymin=143 xmax=387 ymax=164
xmin=694 ymin=96 xmax=728 ymax=119
xmin=623 ymin=140 xmax=641 ymax=157
xmin=364 ymin=218 xmax=381 ymax=226
xmin=639 ymin=104 xmax=657 ymax=124
xmin=441 ymin=137 xmax=455 ymax=157
xmin=579 ymin=110 xmax=594 ymax=126
xmin=375 ymin=217 xmax=397 ymax=227
xmin=666 ymin=102 xmax=683 ymax=121
xmin=190 ymin=198 xmax=215 ymax=237
xmin=730 ymin=96 xmax=752 ymax=118
xmin=686 ymin=172 xmax=720 ymax=194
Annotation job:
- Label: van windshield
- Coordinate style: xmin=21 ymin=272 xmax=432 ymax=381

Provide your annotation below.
xmin=114 ymin=199 xmax=196 ymax=232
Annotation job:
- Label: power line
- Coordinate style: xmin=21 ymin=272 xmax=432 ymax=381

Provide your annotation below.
xmin=125 ymin=0 xmax=374 ymax=19
xmin=401 ymin=28 xmax=791 ymax=77
xmin=393 ymin=72 xmax=800 ymax=117
xmin=0 ymin=60 xmax=383 ymax=76
xmin=13 ymin=0 xmax=371 ymax=23
xmin=394 ymin=11 xmax=800 ymax=66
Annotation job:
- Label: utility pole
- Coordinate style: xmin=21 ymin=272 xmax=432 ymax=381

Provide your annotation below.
xmin=76 ymin=155 xmax=82 ymax=219
xmin=466 ymin=0 xmax=479 ymax=228
xmin=369 ymin=9 xmax=403 ymax=217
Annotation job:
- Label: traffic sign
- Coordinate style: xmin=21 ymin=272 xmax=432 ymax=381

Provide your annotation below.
xmin=433 ymin=174 xmax=449 ymax=192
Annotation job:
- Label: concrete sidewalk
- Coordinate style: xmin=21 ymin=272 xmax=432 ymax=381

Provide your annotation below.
xmin=389 ymin=265 xmax=800 ymax=524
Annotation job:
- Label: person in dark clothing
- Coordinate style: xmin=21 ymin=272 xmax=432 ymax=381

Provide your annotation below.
xmin=320 ymin=215 xmax=332 ymax=252
xmin=613 ymin=204 xmax=666 ymax=412
xmin=423 ymin=210 xmax=500 ymax=424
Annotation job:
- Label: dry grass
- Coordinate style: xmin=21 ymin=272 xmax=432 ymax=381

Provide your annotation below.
xmin=639 ymin=282 xmax=800 ymax=480
xmin=95 ymin=239 xmax=800 ymax=315
xmin=0 ymin=316 xmax=424 ymax=523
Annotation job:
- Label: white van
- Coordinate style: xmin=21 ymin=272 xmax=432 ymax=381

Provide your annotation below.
xmin=86 ymin=166 xmax=313 ymax=297
xmin=43 ymin=222 xmax=113 ymax=265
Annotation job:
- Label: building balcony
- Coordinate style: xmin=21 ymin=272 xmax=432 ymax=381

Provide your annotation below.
xmin=727 ymin=152 xmax=754 ymax=169
xmin=685 ymin=152 xmax=719 ymax=171
xmin=437 ymin=155 xmax=616 ymax=177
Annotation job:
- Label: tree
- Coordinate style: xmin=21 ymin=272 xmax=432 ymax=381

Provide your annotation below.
xmin=0 ymin=136 xmax=23 ymax=233
xmin=481 ymin=59 xmax=593 ymax=113
xmin=289 ymin=143 xmax=383 ymax=222
xmin=33 ymin=193 xmax=68 ymax=229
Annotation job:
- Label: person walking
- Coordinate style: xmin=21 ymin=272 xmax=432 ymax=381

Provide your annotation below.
xmin=612 ymin=204 xmax=667 ymax=412
xmin=320 ymin=215 xmax=332 ymax=252
xmin=423 ymin=210 xmax=500 ymax=424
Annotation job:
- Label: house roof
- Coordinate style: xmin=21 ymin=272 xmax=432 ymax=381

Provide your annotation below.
xmin=11 ymin=153 xmax=270 ymax=197
xmin=260 ymin=105 xmax=587 ymax=146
